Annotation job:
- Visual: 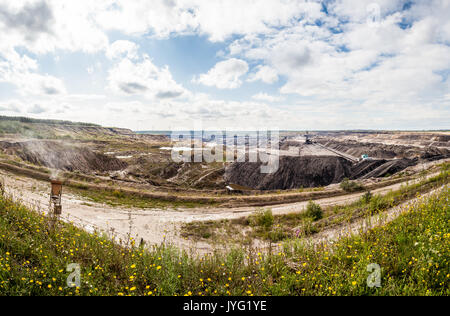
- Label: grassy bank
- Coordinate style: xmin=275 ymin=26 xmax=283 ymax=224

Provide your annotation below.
xmin=0 ymin=183 xmax=448 ymax=296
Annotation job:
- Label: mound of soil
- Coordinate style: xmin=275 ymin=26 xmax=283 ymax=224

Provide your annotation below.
xmin=0 ymin=140 xmax=126 ymax=173
xmin=225 ymin=156 xmax=353 ymax=190
xmin=225 ymin=155 xmax=423 ymax=190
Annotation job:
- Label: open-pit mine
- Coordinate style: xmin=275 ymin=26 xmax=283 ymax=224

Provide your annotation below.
xmin=0 ymin=117 xmax=448 ymax=252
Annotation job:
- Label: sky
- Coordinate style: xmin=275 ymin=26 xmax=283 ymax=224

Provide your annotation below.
xmin=0 ymin=0 xmax=449 ymax=131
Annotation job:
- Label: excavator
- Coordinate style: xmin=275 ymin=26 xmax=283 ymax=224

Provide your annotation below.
xmin=304 ymin=131 xmax=313 ymax=145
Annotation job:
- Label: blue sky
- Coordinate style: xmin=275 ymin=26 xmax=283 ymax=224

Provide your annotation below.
xmin=0 ymin=0 xmax=449 ymax=131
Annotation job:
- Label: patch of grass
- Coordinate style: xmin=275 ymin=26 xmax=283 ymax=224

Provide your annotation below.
xmin=340 ymin=178 xmax=365 ymax=192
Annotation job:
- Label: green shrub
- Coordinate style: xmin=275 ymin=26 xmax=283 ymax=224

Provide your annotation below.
xmin=305 ymin=201 xmax=323 ymax=221
xmin=265 ymin=228 xmax=289 ymax=242
xmin=112 ymin=190 xmax=126 ymax=198
xmin=368 ymin=195 xmax=391 ymax=213
xmin=340 ymin=178 xmax=365 ymax=192
xmin=250 ymin=209 xmax=274 ymax=230
xmin=360 ymin=191 xmax=373 ymax=205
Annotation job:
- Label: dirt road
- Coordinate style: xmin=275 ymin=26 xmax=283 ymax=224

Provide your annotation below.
xmin=0 ymin=168 xmax=442 ymax=253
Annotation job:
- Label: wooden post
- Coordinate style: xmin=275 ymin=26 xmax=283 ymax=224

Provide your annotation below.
xmin=0 ymin=178 xmax=4 ymax=197
xmin=49 ymin=180 xmax=63 ymax=229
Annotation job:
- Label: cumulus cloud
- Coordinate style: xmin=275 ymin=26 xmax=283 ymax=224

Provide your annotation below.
xmin=225 ymin=0 xmax=450 ymax=110
xmin=0 ymin=1 xmax=54 ymax=41
xmin=108 ymin=55 xmax=185 ymax=99
xmin=0 ymin=48 xmax=66 ymax=96
xmin=193 ymin=58 xmax=249 ymax=89
xmin=0 ymin=1 xmax=109 ymax=54
xmin=106 ymin=40 xmax=139 ymax=60
xmin=96 ymin=0 xmax=323 ymax=41
xmin=0 ymin=0 xmax=448 ymax=130
xmin=247 ymin=65 xmax=279 ymax=84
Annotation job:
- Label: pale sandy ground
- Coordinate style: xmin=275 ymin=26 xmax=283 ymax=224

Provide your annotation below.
xmin=0 ymin=159 xmax=446 ymax=254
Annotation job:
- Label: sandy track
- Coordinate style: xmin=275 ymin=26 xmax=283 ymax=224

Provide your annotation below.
xmin=0 ymin=168 xmax=442 ymax=252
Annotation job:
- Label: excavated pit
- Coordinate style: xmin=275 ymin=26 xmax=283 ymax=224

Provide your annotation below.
xmin=225 ymin=154 xmax=436 ymax=191
xmin=225 ymin=156 xmax=354 ymax=190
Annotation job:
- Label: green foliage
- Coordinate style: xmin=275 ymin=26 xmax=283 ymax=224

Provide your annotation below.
xmin=305 ymin=201 xmax=323 ymax=221
xmin=360 ymin=191 xmax=373 ymax=205
xmin=368 ymin=194 xmax=393 ymax=214
xmin=340 ymin=178 xmax=365 ymax=192
xmin=250 ymin=209 xmax=274 ymax=230
xmin=112 ymin=190 xmax=126 ymax=199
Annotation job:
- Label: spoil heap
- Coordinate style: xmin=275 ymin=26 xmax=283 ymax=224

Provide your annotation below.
xmin=0 ymin=140 xmax=126 ymax=173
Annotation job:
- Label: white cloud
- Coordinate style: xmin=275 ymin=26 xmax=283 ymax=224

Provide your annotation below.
xmin=106 ymin=40 xmax=139 ymax=60
xmin=107 ymin=55 xmax=186 ymax=99
xmin=96 ymin=0 xmax=324 ymax=41
xmin=247 ymin=65 xmax=279 ymax=84
xmin=28 ymin=103 xmax=47 ymax=114
xmin=0 ymin=100 xmax=21 ymax=113
xmin=4 ymin=70 xmax=67 ymax=96
xmin=252 ymin=93 xmax=284 ymax=103
xmin=193 ymin=58 xmax=249 ymax=89
xmin=224 ymin=1 xmax=450 ymax=111
xmin=0 ymin=48 xmax=66 ymax=96
xmin=0 ymin=0 xmax=109 ymax=55
xmin=328 ymin=0 xmax=404 ymax=23
xmin=0 ymin=0 xmax=448 ymax=130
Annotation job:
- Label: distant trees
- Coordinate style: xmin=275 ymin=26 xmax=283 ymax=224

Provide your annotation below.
xmin=0 ymin=115 xmax=99 ymax=127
